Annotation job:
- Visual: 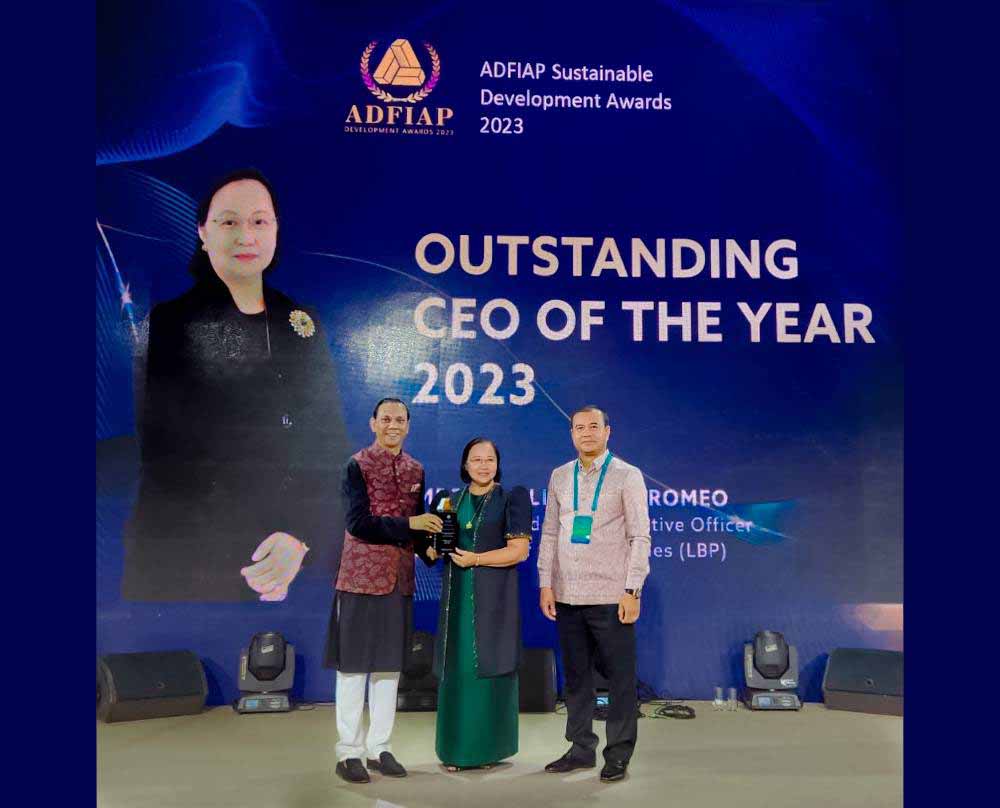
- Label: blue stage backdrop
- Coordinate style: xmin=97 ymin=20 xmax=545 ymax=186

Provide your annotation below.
xmin=97 ymin=1 xmax=902 ymax=705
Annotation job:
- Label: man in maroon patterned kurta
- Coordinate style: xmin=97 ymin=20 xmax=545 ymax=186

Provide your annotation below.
xmin=325 ymin=398 xmax=440 ymax=784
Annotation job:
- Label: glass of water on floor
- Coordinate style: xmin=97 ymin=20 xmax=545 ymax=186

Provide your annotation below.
xmin=727 ymin=687 xmax=739 ymax=711
xmin=713 ymin=686 xmax=724 ymax=710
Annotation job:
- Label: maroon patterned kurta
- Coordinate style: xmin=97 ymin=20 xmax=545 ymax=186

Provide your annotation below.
xmin=335 ymin=443 xmax=424 ymax=595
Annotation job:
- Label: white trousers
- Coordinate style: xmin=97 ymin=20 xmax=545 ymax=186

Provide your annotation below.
xmin=335 ymin=671 xmax=400 ymax=761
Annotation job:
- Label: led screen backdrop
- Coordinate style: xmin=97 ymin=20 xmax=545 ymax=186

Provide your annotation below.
xmin=97 ymin=0 xmax=902 ymax=704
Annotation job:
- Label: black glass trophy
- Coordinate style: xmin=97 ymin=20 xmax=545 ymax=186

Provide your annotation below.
xmin=434 ymin=496 xmax=459 ymax=555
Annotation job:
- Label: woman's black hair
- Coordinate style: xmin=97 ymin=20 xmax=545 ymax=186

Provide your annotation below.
xmin=460 ymin=437 xmax=502 ymax=484
xmin=188 ymin=167 xmax=281 ymax=281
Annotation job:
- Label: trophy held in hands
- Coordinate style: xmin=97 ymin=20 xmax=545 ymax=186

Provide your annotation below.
xmin=434 ymin=496 xmax=459 ymax=555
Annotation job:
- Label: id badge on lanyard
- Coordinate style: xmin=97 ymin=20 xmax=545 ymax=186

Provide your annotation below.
xmin=571 ymin=453 xmax=613 ymax=544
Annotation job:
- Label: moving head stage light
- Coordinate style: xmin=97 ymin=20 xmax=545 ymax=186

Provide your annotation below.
xmin=398 ymin=631 xmax=438 ymax=712
xmin=743 ymin=630 xmax=802 ymax=710
xmin=236 ymin=632 xmax=295 ymax=714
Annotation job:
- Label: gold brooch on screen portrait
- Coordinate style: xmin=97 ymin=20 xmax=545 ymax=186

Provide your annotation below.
xmin=289 ymin=310 xmax=315 ymax=338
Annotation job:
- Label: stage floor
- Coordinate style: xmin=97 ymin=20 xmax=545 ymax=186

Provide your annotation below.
xmin=97 ymin=702 xmax=902 ymax=808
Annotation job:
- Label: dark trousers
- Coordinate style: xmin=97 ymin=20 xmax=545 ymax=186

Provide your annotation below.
xmin=555 ymin=602 xmax=637 ymax=765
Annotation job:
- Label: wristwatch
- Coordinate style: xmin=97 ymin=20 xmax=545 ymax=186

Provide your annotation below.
xmin=625 ymin=588 xmax=641 ymax=598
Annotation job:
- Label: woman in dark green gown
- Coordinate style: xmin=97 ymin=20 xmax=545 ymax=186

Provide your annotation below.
xmin=428 ymin=438 xmax=532 ymax=771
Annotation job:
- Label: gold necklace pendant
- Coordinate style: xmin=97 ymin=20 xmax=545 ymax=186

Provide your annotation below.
xmin=463 ymin=484 xmax=493 ymax=533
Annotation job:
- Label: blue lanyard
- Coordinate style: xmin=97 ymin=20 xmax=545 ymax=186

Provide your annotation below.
xmin=573 ymin=453 xmax=613 ymax=514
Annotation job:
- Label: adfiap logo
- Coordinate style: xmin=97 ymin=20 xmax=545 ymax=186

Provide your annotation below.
xmin=363 ymin=39 xmax=438 ymax=101
xmin=345 ymin=38 xmax=455 ymax=136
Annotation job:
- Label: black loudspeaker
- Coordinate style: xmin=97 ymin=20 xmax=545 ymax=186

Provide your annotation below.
xmin=98 ymin=651 xmax=208 ymax=723
xmin=519 ymin=647 xmax=557 ymax=712
xmin=822 ymin=648 xmax=903 ymax=716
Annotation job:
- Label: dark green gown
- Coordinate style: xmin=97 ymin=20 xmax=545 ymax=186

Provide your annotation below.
xmin=435 ymin=492 xmax=519 ymax=768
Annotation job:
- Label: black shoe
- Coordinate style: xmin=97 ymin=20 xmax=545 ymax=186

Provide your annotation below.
xmin=336 ymin=758 xmax=371 ymax=784
xmin=600 ymin=760 xmax=628 ymax=782
xmin=545 ymin=750 xmax=597 ymax=773
xmin=366 ymin=751 xmax=407 ymax=777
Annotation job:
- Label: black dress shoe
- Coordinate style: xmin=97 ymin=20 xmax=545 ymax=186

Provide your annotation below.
xmin=336 ymin=758 xmax=371 ymax=783
xmin=366 ymin=751 xmax=407 ymax=777
xmin=600 ymin=760 xmax=628 ymax=782
xmin=545 ymin=750 xmax=597 ymax=773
